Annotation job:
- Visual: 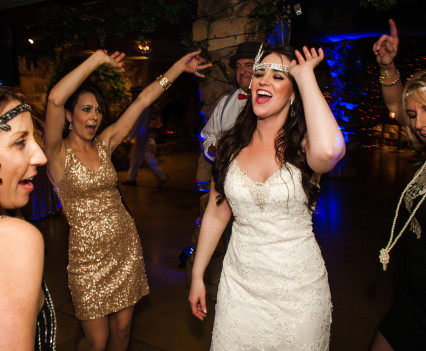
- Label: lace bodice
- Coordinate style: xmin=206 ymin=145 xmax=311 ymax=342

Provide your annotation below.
xmin=211 ymin=159 xmax=331 ymax=350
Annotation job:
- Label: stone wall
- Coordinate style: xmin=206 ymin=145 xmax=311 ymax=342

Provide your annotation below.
xmin=194 ymin=0 xmax=265 ymax=120
xmin=18 ymin=59 xmax=52 ymax=118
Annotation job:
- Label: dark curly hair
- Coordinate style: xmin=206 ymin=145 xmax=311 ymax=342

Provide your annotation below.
xmin=212 ymin=44 xmax=319 ymax=211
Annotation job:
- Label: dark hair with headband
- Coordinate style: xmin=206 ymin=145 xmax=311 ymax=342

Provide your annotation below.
xmin=0 ymin=87 xmax=31 ymax=131
xmin=213 ymin=43 xmax=319 ymax=211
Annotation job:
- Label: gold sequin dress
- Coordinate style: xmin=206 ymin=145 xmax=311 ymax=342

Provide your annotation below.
xmin=54 ymin=137 xmax=149 ymax=320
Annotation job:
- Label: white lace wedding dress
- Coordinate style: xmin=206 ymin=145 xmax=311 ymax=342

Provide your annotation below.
xmin=211 ymin=160 xmax=331 ymax=350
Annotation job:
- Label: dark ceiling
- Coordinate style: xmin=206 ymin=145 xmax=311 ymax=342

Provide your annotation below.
xmin=0 ymin=0 xmax=43 ymax=10
xmin=0 ymin=0 xmax=425 ymax=52
xmin=292 ymin=0 xmax=425 ymax=43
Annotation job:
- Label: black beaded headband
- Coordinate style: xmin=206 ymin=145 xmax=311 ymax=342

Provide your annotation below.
xmin=0 ymin=103 xmax=31 ymax=131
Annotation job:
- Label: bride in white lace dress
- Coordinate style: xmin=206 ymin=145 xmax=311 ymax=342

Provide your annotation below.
xmin=189 ymin=44 xmax=345 ymax=350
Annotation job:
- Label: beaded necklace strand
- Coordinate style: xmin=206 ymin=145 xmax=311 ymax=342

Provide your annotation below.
xmin=379 ymin=161 xmax=426 ymax=271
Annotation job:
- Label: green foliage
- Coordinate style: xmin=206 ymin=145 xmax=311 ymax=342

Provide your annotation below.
xmin=182 ymin=38 xmax=211 ymax=60
xmin=252 ymin=0 xmax=292 ymax=34
xmin=17 ymin=0 xmax=192 ymax=65
xmin=360 ymin=0 xmax=397 ymax=11
xmin=95 ymin=65 xmax=130 ymax=103
xmin=18 ymin=0 xmax=194 ymax=113
xmin=48 ymin=55 xmax=130 ymax=116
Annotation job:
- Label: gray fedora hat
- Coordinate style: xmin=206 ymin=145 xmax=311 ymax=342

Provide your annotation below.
xmin=229 ymin=41 xmax=261 ymax=67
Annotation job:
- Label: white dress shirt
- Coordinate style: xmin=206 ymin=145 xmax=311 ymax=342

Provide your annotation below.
xmin=200 ymin=88 xmax=248 ymax=161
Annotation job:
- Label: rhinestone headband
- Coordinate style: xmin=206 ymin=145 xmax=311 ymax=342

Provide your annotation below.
xmin=253 ymin=62 xmax=289 ymax=73
xmin=405 ymin=86 xmax=426 ymax=98
xmin=249 ymin=43 xmax=290 ymax=89
xmin=0 ymin=103 xmax=31 ymax=131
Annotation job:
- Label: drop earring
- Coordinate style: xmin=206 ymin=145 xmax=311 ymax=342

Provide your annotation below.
xmin=290 ymin=99 xmax=295 ymax=119
xmin=69 ymin=123 xmax=73 ymax=131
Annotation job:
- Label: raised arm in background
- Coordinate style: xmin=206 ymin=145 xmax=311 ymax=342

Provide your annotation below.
xmin=373 ymin=19 xmax=404 ymax=123
xmin=44 ymin=49 xmax=210 ymax=182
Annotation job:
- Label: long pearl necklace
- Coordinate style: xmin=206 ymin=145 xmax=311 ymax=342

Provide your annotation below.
xmin=379 ymin=161 xmax=426 ymax=271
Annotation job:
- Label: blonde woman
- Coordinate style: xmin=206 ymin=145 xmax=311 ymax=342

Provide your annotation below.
xmin=371 ymin=19 xmax=426 ymax=351
xmin=0 ymin=87 xmax=55 ymax=350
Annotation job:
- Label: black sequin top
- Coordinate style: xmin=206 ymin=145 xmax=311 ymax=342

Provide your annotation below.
xmin=35 ymin=281 xmax=56 ymax=350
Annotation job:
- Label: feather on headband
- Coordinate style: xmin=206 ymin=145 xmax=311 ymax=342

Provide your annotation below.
xmin=405 ymin=86 xmax=426 ymax=98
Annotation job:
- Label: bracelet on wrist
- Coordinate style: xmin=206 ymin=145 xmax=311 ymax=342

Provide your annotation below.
xmin=379 ymin=69 xmax=400 ymax=87
xmin=156 ymin=74 xmax=172 ymax=90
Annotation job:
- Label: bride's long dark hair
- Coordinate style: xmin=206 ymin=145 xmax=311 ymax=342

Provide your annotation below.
xmin=212 ymin=44 xmax=319 ymax=210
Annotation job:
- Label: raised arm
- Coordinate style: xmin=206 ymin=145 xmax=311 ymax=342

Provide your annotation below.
xmin=101 ymin=50 xmax=212 ymax=152
xmin=289 ymin=47 xmax=345 ymax=173
xmin=372 ymin=19 xmax=404 ymax=123
xmin=188 ymin=182 xmax=231 ymax=321
xmin=0 ymin=218 xmax=45 ymax=350
xmin=44 ymin=50 xmax=125 ymax=176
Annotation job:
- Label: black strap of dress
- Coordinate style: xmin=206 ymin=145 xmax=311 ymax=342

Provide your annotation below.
xmin=35 ymin=281 xmax=56 ymax=350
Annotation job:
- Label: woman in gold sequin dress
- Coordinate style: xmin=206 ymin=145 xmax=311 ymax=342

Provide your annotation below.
xmin=44 ymin=49 xmax=210 ymax=351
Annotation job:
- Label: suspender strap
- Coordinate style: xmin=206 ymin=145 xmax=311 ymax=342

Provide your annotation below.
xmin=220 ymin=91 xmax=236 ymax=125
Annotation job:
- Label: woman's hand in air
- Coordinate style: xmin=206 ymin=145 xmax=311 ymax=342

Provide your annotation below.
xmin=177 ymin=49 xmax=212 ymax=78
xmin=373 ymin=19 xmax=398 ymax=66
xmin=93 ymin=49 xmax=126 ymax=72
xmin=288 ymin=46 xmax=324 ymax=79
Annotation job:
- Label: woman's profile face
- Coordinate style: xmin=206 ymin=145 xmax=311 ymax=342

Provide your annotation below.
xmin=251 ymin=53 xmax=295 ymax=121
xmin=406 ymin=93 xmax=426 ymax=144
xmin=0 ymin=100 xmax=47 ymax=209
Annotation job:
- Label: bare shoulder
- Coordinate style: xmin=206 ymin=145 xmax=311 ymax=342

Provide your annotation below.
xmin=0 ymin=217 xmax=43 ymax=244
xmin=0 ymin=216 xmax=44 ymax=295
xmin=0 ymin=217 xmax=44 ymax=270
xmin=0 ymin=218 xmax=44 ymax=349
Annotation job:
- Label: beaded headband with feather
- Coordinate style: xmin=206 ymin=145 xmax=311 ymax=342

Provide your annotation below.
xmin=405 ymin=86 xmax=426 ymax=98
xmin=249 ymin=44 xmax=290 ymax=90
xmin=0 ymin=103 xmax=31 ymax=131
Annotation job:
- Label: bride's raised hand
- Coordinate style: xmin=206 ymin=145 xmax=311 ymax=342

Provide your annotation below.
xmin=288 ymin=46 xmax=324 ymax=79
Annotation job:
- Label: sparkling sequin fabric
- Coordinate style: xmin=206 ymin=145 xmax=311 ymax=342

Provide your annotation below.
xmin=54 ymin=137 xmax=149 ymax=320
xmin=404 ymin=165 xmax=426 ymax=239
xmin=36 ymin=281 xmax=56 ymax=350
xmin=211 ymin=160 xmax=331 ymax=350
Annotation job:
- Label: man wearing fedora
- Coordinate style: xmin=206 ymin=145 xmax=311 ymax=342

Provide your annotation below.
xmin=200 ymin=41 xmax=261 ymax=161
